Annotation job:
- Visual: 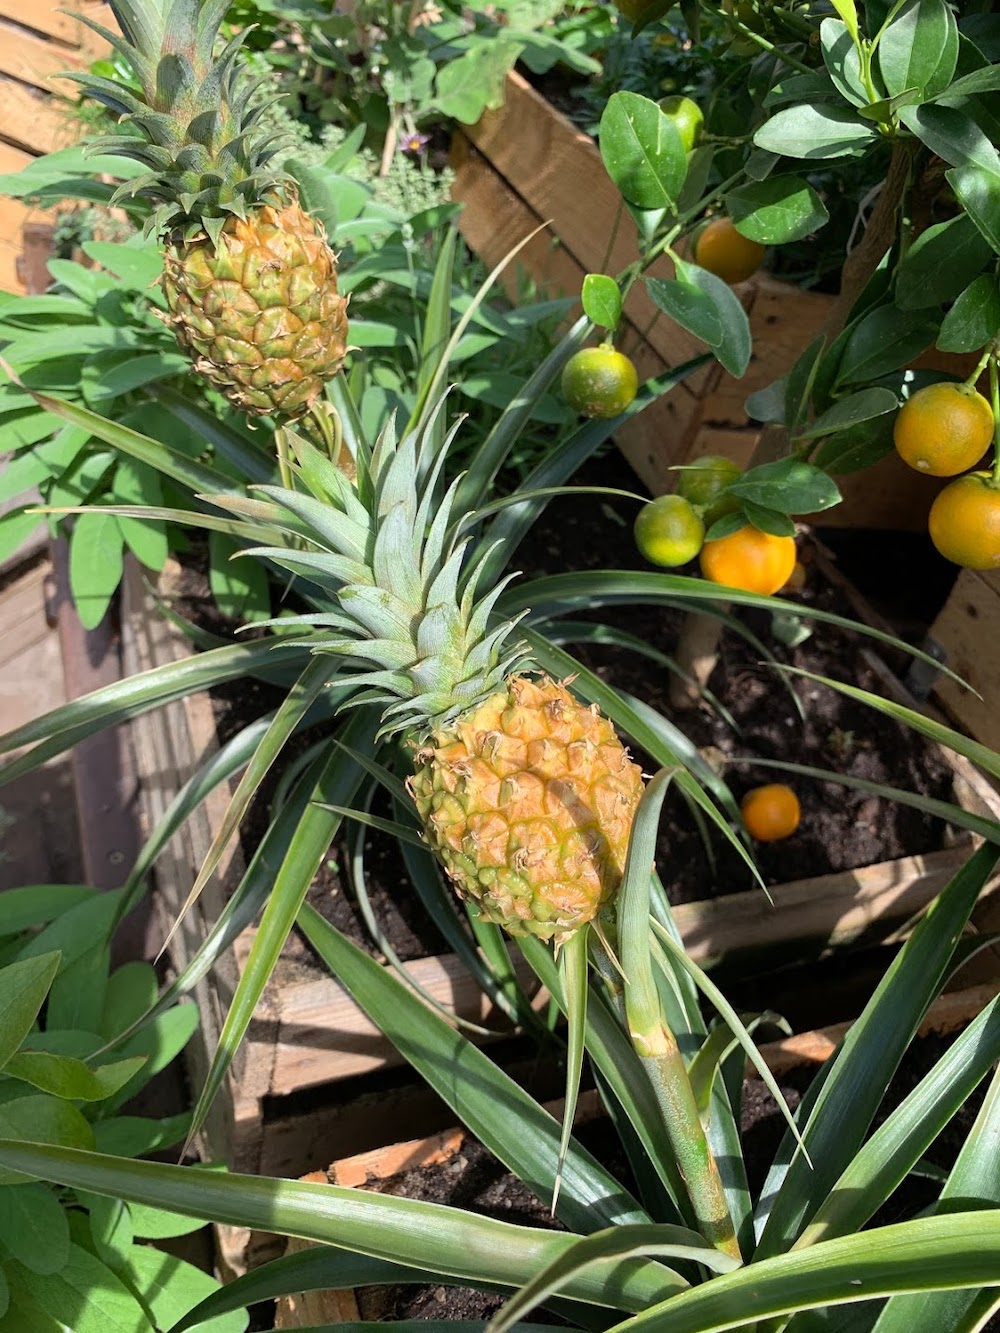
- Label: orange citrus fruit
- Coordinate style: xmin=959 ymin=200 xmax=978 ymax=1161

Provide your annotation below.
xmin=699 ymin=525 xmax=797 ymax=594
xmin=693 ymin=217 xmax=766 ymax=285
xmin=893 ymin=381 xmax=994 ymax=477
xmin=677 ymin=454 xmax=743 ymax=525
xmin=741 ymin=784 xmax=801 ymax=842
xmin=927 ymin=472 xmax=1000 ymax=569
xmin=658 ymin=95 xmax=704 ymax=153
xmin=634 ymin=495 xmax=705 ymax=567
xmin=561 ymin=344 xmax=639 ymax=419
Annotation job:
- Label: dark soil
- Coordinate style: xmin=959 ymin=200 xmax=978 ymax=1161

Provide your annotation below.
xmin=176 ymin=446 xmax=959 ymax=964
xmin=346 ymin=1029 xmax=994 ymax=1328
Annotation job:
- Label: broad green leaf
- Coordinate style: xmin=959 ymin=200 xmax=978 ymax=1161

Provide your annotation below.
xmin=44 ymin=943 xmax=109 ymax=1033
xmin=582 ymin=274 xmax=623 ymax=333
xmin=937 ymin=274 xmax=1000 ymax=352
xmin=834 ymin=306 xmax=938 ymax=384
xmin=7 ymin=1243 xmax=153 ymax=1333
xmin=599 ymin=91 xmax=686 ymax=209
xmin=813 ymin=413 xmax=896 ymax=474
xmin=92 ymin=1114 xmax=191 ymax=1159
xmin=0 ymin=887 xmax=96 ymax=939
xmin=208 ymin=530 xmax=271 ymax=623
xmin=899 ymin=104 xmax=1000 ymax=174
xmin=746 ymin=377 xmax=788 ymax=425
xmin=99 ymin=962 xmax=158 ymax=1041
xmin=124 ymin=1246 xmax=248 ymax=1333
xmin=675 ymin=261 xmax=752 ymax=377
xmin=894 ymin=214 xmax=993 ymax=310
xmin=753 ymin=104 xmax=877 ymax=159
xmin=785 ymin=336 xmax=827 ymax=434
xmin=741 ymin=501 xmax=797 ymax=536
xmin=111 ymin=459 xmax=168 ymax=572
xmin=3 ymin=1051 xmax=143 ymax=1102
xmin=0 ymin=1096 xmax=94 ymax=1185
xmin=947 ymin=161 xmax=1000 ymax=257
xmin=798 ymin=387 xmax=898 ymax=437
xmin=83 ymin=1194 xmax=132 ymax=1274
xmin=108 ymin=1004 xmax=199 ymax=1108
xmin=80 ymin=241 xmax=163 ymax=292
xmin=725 ymin=176 xmax=829 ymax=245
xmin=126 ymin=1198 xmax=207 ymax=1239
xmin=647 ymin=277 xmax=724 ymax=350
xmin=727 ymin=457 xmax=841 ymax=514
xmin=0 ymin=1142 xmax=682 ymax=1315
xmin=0 ymin=510 xmax=44 ymax=567
xmin=0 ymin=1183 xmax=69 ymax=1275
xmin=69 ymin=511 xmax=124 ymax=630
xmin=820 ymin=20 xmax=868 ymax=107
xmin=830 ymin=0 xmax=860 ymax=41
xmin=879 ymin=0 xmax=958 ymax=99
xmin=0 ymin=953 xmax=61 ymax=1071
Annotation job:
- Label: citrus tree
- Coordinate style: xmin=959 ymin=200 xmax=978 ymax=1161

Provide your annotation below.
xmin=578 ymin=0 xmax=1000 ymax=586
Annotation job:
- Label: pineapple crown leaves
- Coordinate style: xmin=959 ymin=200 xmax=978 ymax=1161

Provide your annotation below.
xmin=210 ymin=408 xmax=531 ymax=741
xmin=69 ymin=0 xmax=293 ymax=227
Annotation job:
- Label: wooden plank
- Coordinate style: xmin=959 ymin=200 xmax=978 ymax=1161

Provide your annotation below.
xmin=930 ymin=568 xmax=1000 ymax=753
xmin=0 ymin=76 xmax=78 ymax=155
xmin=0 ymin=1 xmax=114 ymax=47
xmin=0 ymin=21 xmax=92 ymax=92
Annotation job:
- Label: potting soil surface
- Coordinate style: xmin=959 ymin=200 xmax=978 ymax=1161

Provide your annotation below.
xmin=178 ymin=446 xmax=958 ymax=973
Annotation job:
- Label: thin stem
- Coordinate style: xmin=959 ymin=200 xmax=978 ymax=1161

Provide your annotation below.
xmin=598 ymin=196 xmax=626 ymax=276
xmin=275 ymin=425 xmax=294 ymax=491
xmin=713 ymin=9 xmax=813 ymax=75
xmin=965 ymin=344 xmax=993 ymax=392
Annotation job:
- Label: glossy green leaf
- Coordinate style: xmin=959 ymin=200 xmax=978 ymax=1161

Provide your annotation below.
xmin=878 ymin=0 xmax=958 ymax=98
xmin=674 ymin=261 xmax=752 ymax=377
xmin=937 ymin=274 xmax=1000 ymax=352
xmin=107 ymin=1003 xmax=199 ymax=1108
xmin=69 ymin=511 xmax=123 ymax=630
xmin=740 ymin=501 xmax=797 ymax=536
xmin=42 ymin=942 xmax=109 ymax=1033
xmin=821 ymin=19 xmax=867 ymax=105
xmin=599 ymin=91 xmax=686 ymax=209
xmin=753 ymin=104 xmax=877 ymax=159
xmin=0 ymin=953 xmax=60 ymax=1071
xmin=812 ymin=413 xmax=896 ymax=474
xmin=947 ymin=161 xmax=1000 ymax=257
xmin=895 ymin=214 xmax=992 ymax=311
xmin=92 ymin=1113 xmax=190 ymax=1159
xmin=82 ymin=1192 xmax=133 ymax=1273
xmin=647 ymin=277 xmax=723 ymax=350
xmin=726 ymin=177 xmax=829 ymax=244
xmin=582 ymin=274 xmax=623 ymax=333
xmin=0 ymin=1183 xmax=69 ymax=1275
xmin=0 ymin=887 xmax=97 ymax=939
xmin=0 ymin=1142 xmax=682 ymax=1315
xmin=834 ymin=306 xmax=938 ymax=384
xmin=899 ymin=104 xmax=1000 ymax=174
xmin=726 ymin=457 xmax=841 ymax=514
xmin=99 ymin=962 xmax=158 ymax=1041
xmin=799 ymin=387 xmax=899 ymax=437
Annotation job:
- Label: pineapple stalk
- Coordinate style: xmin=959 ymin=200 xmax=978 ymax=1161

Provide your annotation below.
xmin=71 ymin=0 xmax=349 ymax=420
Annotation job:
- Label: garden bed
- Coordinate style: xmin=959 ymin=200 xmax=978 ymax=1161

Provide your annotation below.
xmin=123 ymin=439 xmax=1000 ymax=1239
xmin=272 ymin=976 xmax=1000 ymax=1330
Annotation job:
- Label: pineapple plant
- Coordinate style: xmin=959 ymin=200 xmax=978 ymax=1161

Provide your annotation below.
xmin=221 ymin=410 xmax=646 ymax=944
xmin=71 ymin=0 xmax=349 ymax=420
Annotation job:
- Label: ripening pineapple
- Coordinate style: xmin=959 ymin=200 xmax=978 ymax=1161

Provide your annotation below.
xmin=72 ymin=0 xmax=349 ymax=419
xmin=226 ymin=410 xmax=644 ymax=942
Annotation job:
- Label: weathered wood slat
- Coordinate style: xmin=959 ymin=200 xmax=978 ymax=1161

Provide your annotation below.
xmin=0 ymin=74 xmax=76 ymax=155
xmin=931 ymin=569 xmax=1000 ymax=754
xmin=0 ymin=0 xmax=114 ymax=47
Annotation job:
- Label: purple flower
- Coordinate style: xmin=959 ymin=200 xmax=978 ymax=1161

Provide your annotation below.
xmin=400 ymin=131 xmax=430 ymax=156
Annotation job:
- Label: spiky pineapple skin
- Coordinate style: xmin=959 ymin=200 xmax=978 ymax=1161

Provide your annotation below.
xmin=162 ymin=201 xmax=349 ymax=419
xmin=409 ymin=676 xmax=644 ymax=941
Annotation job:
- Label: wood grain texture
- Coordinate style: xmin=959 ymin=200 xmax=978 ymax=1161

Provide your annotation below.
xmin=0 ymin=20 xmax=90 ymax=92
xmin=931 ymin=569 xmax=1000 ymax=754
xmin=0 ymin=75 xmax=77 ymax=155
xmin=0 ymin=0 xmax=114 ymax=47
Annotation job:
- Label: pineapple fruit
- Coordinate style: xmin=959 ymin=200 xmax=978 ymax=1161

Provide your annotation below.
xmin=221 ymin=411 xmax=644 ymax=942
xmin=72 ymin=0 xmax=349 ymax=419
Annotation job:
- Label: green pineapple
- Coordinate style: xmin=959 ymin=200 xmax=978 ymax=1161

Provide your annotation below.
xmin=72 ymin=0 xmax=349 ymax=419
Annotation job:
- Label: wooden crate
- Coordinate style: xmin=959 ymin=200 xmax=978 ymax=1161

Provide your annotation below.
xmin=122 ymin=549 xmax=1000 ymax=1183
xmin=451 ymin=71 xmax=972 ymax=532
xmin=929 ymin=568 xmax=1000 ymax=754
xmin=0 ymin=0 xmax=114 ymax=293
xmin=273 ymin=973 xmax=1000 ymax=1326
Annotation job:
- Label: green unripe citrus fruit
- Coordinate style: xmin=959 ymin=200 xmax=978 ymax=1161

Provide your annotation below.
xmin=634 ymin=495 xmax=706 ymax=567
xmin=561 ymin=345 xmax=639 ymax=419
xmin=677 ymin=453 xmax=743 ymax=524
xmin=658 ymin=95 xmax=704 ymax=153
